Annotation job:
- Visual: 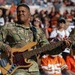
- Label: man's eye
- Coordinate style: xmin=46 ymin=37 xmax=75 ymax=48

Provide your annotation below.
xmin=18 ymin=11 xmax=25 ymax=13
xmin=22 ymin=11 xmax=25 ymax=13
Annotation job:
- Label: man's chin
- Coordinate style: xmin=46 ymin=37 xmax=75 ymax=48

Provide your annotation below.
xmin=18 ymin=20 xmax=25 ymax=24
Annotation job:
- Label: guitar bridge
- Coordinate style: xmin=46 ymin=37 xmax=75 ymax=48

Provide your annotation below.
xmin=7 ymin=64 xmax=17 ymax=74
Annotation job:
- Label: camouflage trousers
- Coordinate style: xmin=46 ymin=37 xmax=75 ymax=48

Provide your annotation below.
xmin=13 ymin=69 xmax=40 ymax=75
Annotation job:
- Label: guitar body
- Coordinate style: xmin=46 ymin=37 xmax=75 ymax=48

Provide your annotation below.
xmin=0 ymin=41 xmax=65 ymax=75
xmin=0 ymin=42 xmax=36 ymax=75
xmin=1 ymin=58 xmax=32 ymax=75
xmin=1 ymin=64 xmax=33 ymax=75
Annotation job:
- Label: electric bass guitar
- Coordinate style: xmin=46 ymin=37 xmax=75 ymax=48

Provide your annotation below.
xmin=0 ymin=41 xmax=64 ymax=75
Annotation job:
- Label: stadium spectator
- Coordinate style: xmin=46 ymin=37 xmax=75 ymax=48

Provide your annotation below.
xmin=62 ymin=44 xmax=75 ymax=73
xmin=0 ymin=8 xmax=5 ymax=26
xmin=50 ymin=18 xmax=70 ymax=42
xmin=9 ymin=2 xmax=17 ymax=22
xmin=40 ymin=50 xmax=75 ymax=75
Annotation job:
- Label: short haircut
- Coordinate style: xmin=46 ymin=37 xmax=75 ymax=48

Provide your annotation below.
xmin=17 ymin=3 xmax=30 ymax=12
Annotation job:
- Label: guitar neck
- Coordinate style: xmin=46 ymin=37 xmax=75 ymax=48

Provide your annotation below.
xmin=23 ymin=41 xmax=63 ymax=59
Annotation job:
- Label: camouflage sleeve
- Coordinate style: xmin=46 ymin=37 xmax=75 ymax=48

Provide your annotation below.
xmin=36 ymin=28 xmax=49 ymax=47
xmin=0 ymin=25 xmax=8 ymax=51
xmin=0 ymin=42 xmax=7 ymax=51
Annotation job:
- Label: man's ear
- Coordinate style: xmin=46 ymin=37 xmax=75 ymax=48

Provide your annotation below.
xmin=28 ymin=12 xmax=31 ymax=17
xmin=28 ymin=13 xmax=31 ymax=21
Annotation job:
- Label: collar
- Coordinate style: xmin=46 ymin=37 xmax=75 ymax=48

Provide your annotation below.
xmin=15 ymin=22 xmax=32 ymax=29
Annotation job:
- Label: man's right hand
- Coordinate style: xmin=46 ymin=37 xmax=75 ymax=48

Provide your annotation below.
xmin=5 ymin=45 xmax=13 ymax=58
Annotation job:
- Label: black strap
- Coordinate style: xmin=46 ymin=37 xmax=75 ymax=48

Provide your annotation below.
xmin=30 ymin=26 xmax=37 ymax=42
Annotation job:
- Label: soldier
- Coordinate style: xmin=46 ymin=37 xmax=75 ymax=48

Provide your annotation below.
xmin=0 ymin=3 xmax=49 ymax=75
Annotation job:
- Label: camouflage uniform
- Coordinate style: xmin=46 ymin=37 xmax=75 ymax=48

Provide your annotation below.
xmin=0 ymin=22 xmax=49 ymax=75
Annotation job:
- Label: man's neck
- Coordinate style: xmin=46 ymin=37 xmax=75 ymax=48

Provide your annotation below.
xmin=18 ymin=21 xmax=30 ymax=27
xmin=23 ymin=22 xmax=30 ymax=27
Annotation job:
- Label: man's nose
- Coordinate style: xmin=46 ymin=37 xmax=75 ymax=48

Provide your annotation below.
xmin=19 ymin=11 xmax=23 ymax=15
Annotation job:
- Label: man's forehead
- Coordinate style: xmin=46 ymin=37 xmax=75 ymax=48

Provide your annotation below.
xmin=18 ymin=6 xmax=28 ymax=10
xmin=17 ymin=3 xmax=30 ymax=11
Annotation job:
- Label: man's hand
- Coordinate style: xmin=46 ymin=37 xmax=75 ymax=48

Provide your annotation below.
xmin=64 ymin=39 xmax=72 ymax=47
xmin=5 ymin=45 xmax=13 ymax=58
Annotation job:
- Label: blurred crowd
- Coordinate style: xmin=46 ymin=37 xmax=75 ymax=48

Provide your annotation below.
xmin=0 ymin=0 xmax=75 ymax=25
xmin=0 ymin=0 xmax=75 ymax=75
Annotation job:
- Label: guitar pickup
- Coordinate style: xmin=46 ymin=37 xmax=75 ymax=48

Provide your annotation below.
xmin=0 ymin=58 xmax=8 ymax=67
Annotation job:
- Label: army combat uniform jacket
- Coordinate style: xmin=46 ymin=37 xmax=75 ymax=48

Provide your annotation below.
xmin=0 ymin=22 xmax=49 ymax=75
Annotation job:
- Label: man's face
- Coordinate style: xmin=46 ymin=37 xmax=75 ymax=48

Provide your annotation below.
xmin=17 ymin=6 xmax=30 ymax=24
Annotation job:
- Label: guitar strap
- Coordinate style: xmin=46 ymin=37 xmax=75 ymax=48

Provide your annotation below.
xmin=30 ymin=26 xmax=37 ymax=42
xmin=30 ymin=26 xmax=38 ymax=61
